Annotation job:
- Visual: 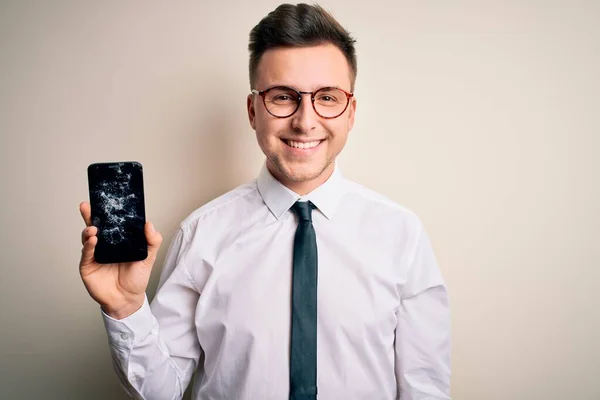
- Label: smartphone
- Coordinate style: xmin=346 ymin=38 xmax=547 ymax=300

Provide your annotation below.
xmin=87 ymin=161 xmax=148 ymax=264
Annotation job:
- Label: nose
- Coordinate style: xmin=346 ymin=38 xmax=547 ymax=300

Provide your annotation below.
xmin=291 ymin=93 xmax=317 ymax=134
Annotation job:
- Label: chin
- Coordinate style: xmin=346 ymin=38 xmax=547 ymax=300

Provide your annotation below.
xmin=282 ymin=160 xmax=332 ymax=183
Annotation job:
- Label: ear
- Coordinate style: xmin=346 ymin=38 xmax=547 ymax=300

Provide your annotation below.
xmin=247 ymin=94 xmax=256 ymax=130
xmin=347 ymin=97 xmax=357 ymax=132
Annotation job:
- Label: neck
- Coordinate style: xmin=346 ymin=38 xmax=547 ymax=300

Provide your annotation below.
xmin=267 ymin=162 xmax=335 ymax=196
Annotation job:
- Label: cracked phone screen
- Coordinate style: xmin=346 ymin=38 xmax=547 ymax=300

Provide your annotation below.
xmin=87 ymin=162 xmax=147 ymax=263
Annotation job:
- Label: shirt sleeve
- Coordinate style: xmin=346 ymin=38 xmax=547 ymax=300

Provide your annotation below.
xmin=101 ymin=227 xmax=201 ymax=400
xmin=395 ymin=221 xmax=451 ymax=400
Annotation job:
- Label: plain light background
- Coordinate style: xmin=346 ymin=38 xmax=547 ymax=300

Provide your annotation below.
xmin=1 ymin=1 xmax=598 ymax=399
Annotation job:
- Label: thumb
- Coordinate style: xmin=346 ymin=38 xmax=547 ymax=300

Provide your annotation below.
xmin=144 ymin=222 xmax=163 ymax=265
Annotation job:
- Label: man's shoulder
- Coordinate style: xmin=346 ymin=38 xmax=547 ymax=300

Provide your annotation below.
xmin=179 ymin=180 xmax=260 ymax=232
xmin=344 ymin=179 xmax=419 ymax=220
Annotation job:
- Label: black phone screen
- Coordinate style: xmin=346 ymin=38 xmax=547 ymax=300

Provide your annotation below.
xmin=87 ymin=162 xmax=148 ymax=263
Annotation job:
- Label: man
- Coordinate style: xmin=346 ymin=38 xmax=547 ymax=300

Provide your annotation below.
xmin=79 ymin=4 xmax=451 ymax=399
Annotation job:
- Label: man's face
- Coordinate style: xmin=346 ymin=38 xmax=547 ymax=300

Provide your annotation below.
xmin=247 ymin=43 xmax=356 ymax=193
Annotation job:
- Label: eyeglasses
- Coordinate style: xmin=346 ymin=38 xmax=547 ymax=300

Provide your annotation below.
xmin=251 ymin=86 xmax=354 ymax=119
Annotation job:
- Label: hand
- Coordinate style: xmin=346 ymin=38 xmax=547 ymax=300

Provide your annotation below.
xmin=78 ymin=201 xmax=163 ymax=319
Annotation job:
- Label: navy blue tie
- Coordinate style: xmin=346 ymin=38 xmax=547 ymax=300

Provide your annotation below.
xmin=289 ymin=201 xmax=318 ymax=400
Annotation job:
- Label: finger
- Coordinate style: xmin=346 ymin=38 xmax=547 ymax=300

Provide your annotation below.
xmin=80 ymin=202 xmax=92 ymax=227
xmin=80 ymin=235 xmax=97 ymax=266
xmin=143 ymin=222 xmax=163 ymax=266
xmin=81 ymin=226 xmax=98 ymax=245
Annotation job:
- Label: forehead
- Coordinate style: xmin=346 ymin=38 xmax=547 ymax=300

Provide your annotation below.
xmin=255 ymin=43 xmax=352 ymax=91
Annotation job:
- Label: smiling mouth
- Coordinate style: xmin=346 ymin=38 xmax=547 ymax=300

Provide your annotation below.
xmin=282 ymin=139 xmax=324 ymax=149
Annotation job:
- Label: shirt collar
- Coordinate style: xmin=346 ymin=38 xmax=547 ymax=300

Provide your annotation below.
xmin=256 ymin=162 xmax=347 ymax=220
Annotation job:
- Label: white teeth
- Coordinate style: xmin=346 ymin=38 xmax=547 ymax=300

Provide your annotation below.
xmin=285 ymin=140 xmax=322 ymax=149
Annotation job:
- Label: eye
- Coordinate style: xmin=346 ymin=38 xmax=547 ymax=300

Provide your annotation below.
xmin=267 ymin=88 xmax=299 ymax=104
xmin=273 ymin=94 xmax=294 ymax=101
xmin=318 ymin=95 xmax=335 ymax=102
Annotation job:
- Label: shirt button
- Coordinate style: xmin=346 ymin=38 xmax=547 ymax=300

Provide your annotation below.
xmin=120 ymin=333 xmax=130 ymax=340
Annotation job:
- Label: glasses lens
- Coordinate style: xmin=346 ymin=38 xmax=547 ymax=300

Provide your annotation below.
xmin=264 ymin=87 xmax=299 ymax=117
xmin=314 ymin=88 xmax=349 ymax=118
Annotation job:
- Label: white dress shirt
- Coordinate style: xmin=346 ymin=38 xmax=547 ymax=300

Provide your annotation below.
xmin=102 ymin=163 xmax=451 ymax=400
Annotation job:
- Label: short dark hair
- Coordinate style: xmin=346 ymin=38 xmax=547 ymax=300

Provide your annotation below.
xmin=248 ymin=3 xmax=357 ymax=90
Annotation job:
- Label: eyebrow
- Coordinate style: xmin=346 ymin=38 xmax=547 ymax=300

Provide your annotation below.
xmin=263 ymin=84 xmax=348 ymax=92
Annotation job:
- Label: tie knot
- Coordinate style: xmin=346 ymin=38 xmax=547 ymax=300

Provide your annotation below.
xmin=291 ymin=201 xmax=315 ymax=222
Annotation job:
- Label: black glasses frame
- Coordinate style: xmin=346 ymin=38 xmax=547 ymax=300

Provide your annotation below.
xmin=251 ymin=86 xmax=354 ymax=119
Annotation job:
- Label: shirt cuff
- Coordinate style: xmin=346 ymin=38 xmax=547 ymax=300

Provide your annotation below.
xmin=101 ymin=295 xmax=156 ymax=348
